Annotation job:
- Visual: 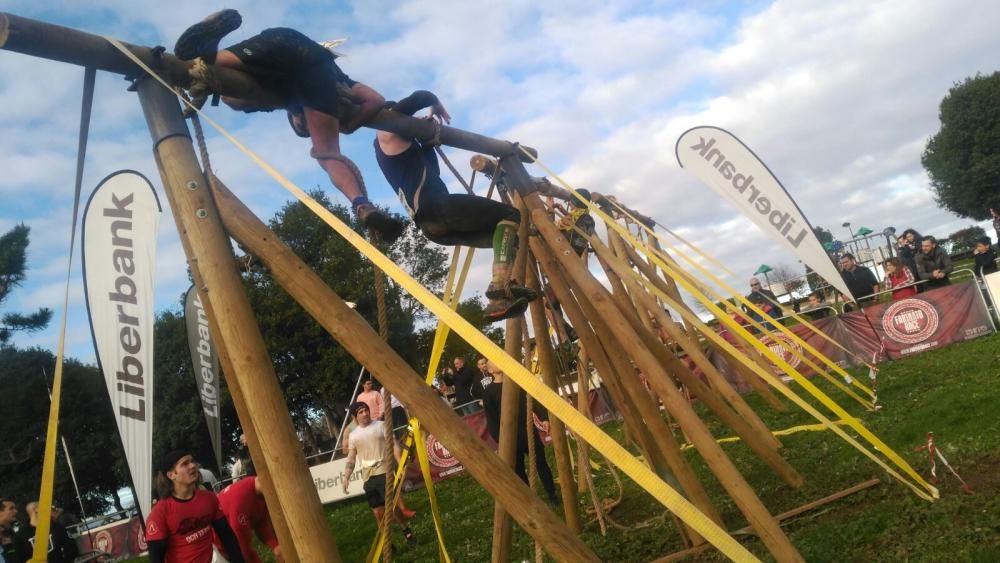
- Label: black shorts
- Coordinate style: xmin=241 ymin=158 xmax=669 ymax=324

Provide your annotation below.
xmin=363 ymin=473 xmax=387 ymax=508
xmin=225 ymin=27 xmax=358 ymax=117
xmin=415 ymin=194 xmax=521 ymax=248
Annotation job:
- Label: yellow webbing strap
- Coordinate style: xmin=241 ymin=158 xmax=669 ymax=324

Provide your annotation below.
xmin=680 ymin=419 xmax=860 ymax=450
xmin=611 ymin=199 xmax=878 ymax=394
xmin=659 ymin=223 xmax=880 ymax=373
xmin=106 ymin=38 xmax=760 ymax=562
xmin=368 ymin=246 xmax=473 ymax=563
xmin=613 ymin=232 xmax=875 ymax=410
xmin=33 ymin=66 xmax=96 ymax=563
xmin=523 ymin=148 xmax=937 ymax=501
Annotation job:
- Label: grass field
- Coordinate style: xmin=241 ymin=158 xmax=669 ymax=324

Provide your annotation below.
xmin=131 ymin=332 xmax=1000 ymax=562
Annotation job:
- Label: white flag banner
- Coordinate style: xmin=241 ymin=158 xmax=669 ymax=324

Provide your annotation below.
xmin=82 ymin=170 xmax=162 ymax=519
xmin=675 ymin=126 xmax=853 ymax=300
xmin=184 ymin=285 xmax=223 ymax=472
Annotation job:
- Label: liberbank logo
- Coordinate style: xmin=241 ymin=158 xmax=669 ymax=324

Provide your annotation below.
xmin=688 ymin=136 xmax=809 ymax=248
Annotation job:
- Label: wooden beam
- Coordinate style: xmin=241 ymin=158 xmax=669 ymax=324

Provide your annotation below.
xmin=137 ymin=78 xmax=338 ymax=562
xmin=0 ymin=12 xmax=536 ymax=160
xmin=210 ymin=177 xmax=601 ymax=563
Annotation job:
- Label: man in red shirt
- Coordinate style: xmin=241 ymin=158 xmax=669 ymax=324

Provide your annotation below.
xmin=214 ymin=477 xmax=282 ymax=563
xmin=146 ymin=450 xmax=244 ymax=563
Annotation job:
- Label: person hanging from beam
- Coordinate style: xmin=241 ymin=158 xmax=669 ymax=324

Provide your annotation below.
xmin=341 ymin=402 xmax=417 ymax=546
xmin=172 ymin=10 xmax=405 ymax=243
xmin=373 ymin=90 xmax=538 ymax=322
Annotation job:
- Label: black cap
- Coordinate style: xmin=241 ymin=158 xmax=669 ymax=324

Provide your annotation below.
xmin=571 ymin=189 xmax=591 ymax=206
xmin=349 ymin=401 xmax=370 ymax=417
xmin=159 ymin=449 xmax=190 ymax=474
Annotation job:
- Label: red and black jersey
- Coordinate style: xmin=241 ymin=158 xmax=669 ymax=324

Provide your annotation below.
xmin=214 ymin=477 xmax=278 ymax=563
xmin=146 ymin=489 xmax=224 ymax=563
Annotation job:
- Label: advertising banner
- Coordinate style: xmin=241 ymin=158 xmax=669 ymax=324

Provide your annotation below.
xmin=82 ymin=171 xmax=161 ymax=519
xmin=184 ymin=285 xmax=223 ymax=471
xmin=676 ymin=126 xmax=853 ymax=300
xmin=74 ymin=516 xmax=147 ymax=561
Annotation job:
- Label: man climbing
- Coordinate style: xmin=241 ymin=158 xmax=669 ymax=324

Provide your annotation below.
xmin=553 ymin=188 xmax=595 ymax=257
xmin=173 ymin=9 xmax=404 ymax=242
xmin=374 ymin=90 xmax=537 ymax=321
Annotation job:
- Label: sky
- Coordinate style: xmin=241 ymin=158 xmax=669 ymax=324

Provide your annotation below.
xmin=2 ymin=0 xmax=999 ymax=365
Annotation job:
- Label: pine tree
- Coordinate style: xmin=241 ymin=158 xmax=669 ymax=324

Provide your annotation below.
xmin=0 ymin=224 xmax=52 ymax=343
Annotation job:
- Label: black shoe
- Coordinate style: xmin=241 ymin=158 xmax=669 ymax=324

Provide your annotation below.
xmin=174 ymin=9 xmax=242 ymax=63
xmin=485 ymin=280 xmax=539 ymax=302
xmin=287 ymin=109 xmax=310 ymax=138
xmin=355 ymin=203 xmax=405 ymax=244
xmin=485 ymin=297 xmax=530 ymax=322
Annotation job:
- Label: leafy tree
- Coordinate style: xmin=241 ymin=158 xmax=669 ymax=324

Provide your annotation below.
xmin=922 ymin=72 xmax=1000 ymax=219
xmin=947 ymin=225 xmax=988 ymax=254
xmin=0 ymin=224 xmax=52 ymax=343
xmin=0 ymin=347 xmax=129 ymax=515
xmin=812 ymin=226 xmax=834 ymax=247
xmin=411 ymin=296 xmax=506 ymax=375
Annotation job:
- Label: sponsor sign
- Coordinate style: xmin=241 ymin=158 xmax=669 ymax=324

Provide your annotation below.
xmin=676 ymin=126 xmax=853 ymax=300
xmin=184 ymin=285 xmax=223 ymax=470
xmin=309 ymin=456 xmax=367 ymax=504
xmin=82 ymin=171 xmax=161 ymax=519
xmin=75 ymin=516 xmax=147 ymax=560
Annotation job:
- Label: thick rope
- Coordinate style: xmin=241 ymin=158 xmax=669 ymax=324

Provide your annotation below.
xmin=526 ymin=393 xmax=543 ymax=563
xmin=370 ymin=231 xmax=394 ymax=562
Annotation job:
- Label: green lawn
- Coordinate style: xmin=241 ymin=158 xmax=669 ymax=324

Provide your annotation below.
xmin=132 ymin=333 xmax=1000 ymax=562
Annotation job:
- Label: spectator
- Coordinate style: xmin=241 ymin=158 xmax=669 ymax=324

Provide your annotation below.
xmin=389 ymin=395 xmax=409 ymax=439
xmin=1 ymin=498 xmax=30 ymax=563
xmin=215 ymin=477 xmax=283 ymax=563
xmin=803 ymin=293 xmax=831 ymax=320
xmin=232 ymin=433 xmax=255 ymax=480
xmin=915 ymin=236 xmax=953 ymax=289
xmin=973 ymin=236 xmax=998 ymax=276
xmin=146 ymin=450 xmax=245 ymax=563
xmin=451 ymin=356 xmax=478 ymax=415
xmin=340 ymin=403 xmax=416 ymax=546
xmin=897 ymin=228 xmax=922 ymax=281
xmin=17 ymin=502 xmax=77 ymax=563
xmin=356 ymin=378 xmax=384 ymax=421
xmin=743 ymin=277 xmax=780 ymax=331
xmin=991 ymin=208 xmax=1000 ymax=243
xmin=883 ymin=258 xmax=918 ymax=301
xmin=478 ymin=362 xmax=558 ymax=504
xmin=839 ymin=253 xmax=879 ymax=303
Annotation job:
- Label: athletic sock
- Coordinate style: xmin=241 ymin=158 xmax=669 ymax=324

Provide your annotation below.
xmin=491 ymin=220 xmax=518 ymax=284
xmin=351 ymin=196 xmax=370 ymax=209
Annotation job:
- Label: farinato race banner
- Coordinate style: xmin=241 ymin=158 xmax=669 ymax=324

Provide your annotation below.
xmin=675 ymin=126 xmax=853 ymax=300
xmin=184 ymin=285 xmax=223 ymax=471
xmin=82 ymin=170 xmax=161 ymax=520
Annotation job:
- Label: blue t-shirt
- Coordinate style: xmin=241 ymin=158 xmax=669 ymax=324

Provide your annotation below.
xmin=374 ymin=139 xmax=449 ymax=217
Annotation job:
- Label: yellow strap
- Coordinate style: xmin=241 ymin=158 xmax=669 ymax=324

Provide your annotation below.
xmin=611 ymin=199 xmax=878 ymax=396
xmin=523 ymin=147 xmax=937 ymax=501
xmin=108 ymin=39 xmax=760 ymax=561
xmin=680 ymin=419 xmax=860 ymax=450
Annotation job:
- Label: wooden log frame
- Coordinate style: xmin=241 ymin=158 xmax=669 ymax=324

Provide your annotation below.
xmin=209 ymin=177 xmax=601 ymax=562
xmin=525 ymin=260 xmax=583 ymax=532
xmin=500 ymin=157 xmax=804 ymax=562
xmin=137 ymin=80 xmax=338 ymax=562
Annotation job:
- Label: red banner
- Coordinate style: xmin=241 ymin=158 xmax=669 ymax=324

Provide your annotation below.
xmin=402 ymin=389 xmax=619 ymax=491
xmin=74 ymin=515 xmax=147 ymax=560
xmin=715 ymin=281 xmax=992 ymax=384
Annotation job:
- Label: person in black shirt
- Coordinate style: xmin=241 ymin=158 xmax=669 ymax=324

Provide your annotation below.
xmin=838 ymin=253 xmax=879 ymax=304
xmin=451 ymin=356 xmax=479 ymax=415
xmin=18 ymin=502 xmax=77 ymax=563
xmin=477 ymin=363 xmax=558 ymax=504
xmin=973 ymin=237 xmax=998 ymax=276
xmin=1 ymin=498 xmax=30 ymax=563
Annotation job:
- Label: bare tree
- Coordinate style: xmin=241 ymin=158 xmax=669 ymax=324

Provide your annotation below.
xmin=770 ymin=264 xmax=807 ymax=296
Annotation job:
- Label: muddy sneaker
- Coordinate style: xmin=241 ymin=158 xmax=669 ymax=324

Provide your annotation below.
xmin=287 ymin=109 xmax=310 ymax=138
xmin=486 ymin=280 xmax=539 ymax=302
xmin=355 ymin=203 xmax=405 ymax=244
xmin=174 ymin=9 xmax=242 ymax=63
xmin=485 ymin=297 xmax=530 ymax=322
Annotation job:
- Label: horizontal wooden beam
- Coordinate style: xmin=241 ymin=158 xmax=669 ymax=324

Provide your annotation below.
xmin=0 ymin=12 xmax=535 ymax=160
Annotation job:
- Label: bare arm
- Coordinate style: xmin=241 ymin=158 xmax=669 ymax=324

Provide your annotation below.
xmin=341 ymin=83 xmax=385 ymax=134
xmin=342 ymin=448 xmax=357 ymax=494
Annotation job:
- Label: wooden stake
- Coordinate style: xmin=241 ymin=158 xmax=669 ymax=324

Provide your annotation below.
xmin=211 ymin=177 xmax=602 ymax=562
xmin=504 ymin=161 xmax=802 ymax=562
xmin=137 ymin=80 xmax=338 ymax=562
xmin=526 ymin=259 xmax=582 ymax=531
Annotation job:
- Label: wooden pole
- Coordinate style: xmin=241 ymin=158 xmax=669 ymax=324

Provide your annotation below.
xmin=210 ymin=176 xmax=602 ymax=562
xmin=531 ymin=238 xmax=722 ymax=539
xmin=491 ymin=195 xmax=531 ymax=563
xmin=137 ymin=79 xmax=338 ymax=562
xmin=502 ymin=160 xmax=802 ymax=562
xmin=526 ymin=259 xmax=582 ymax=532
